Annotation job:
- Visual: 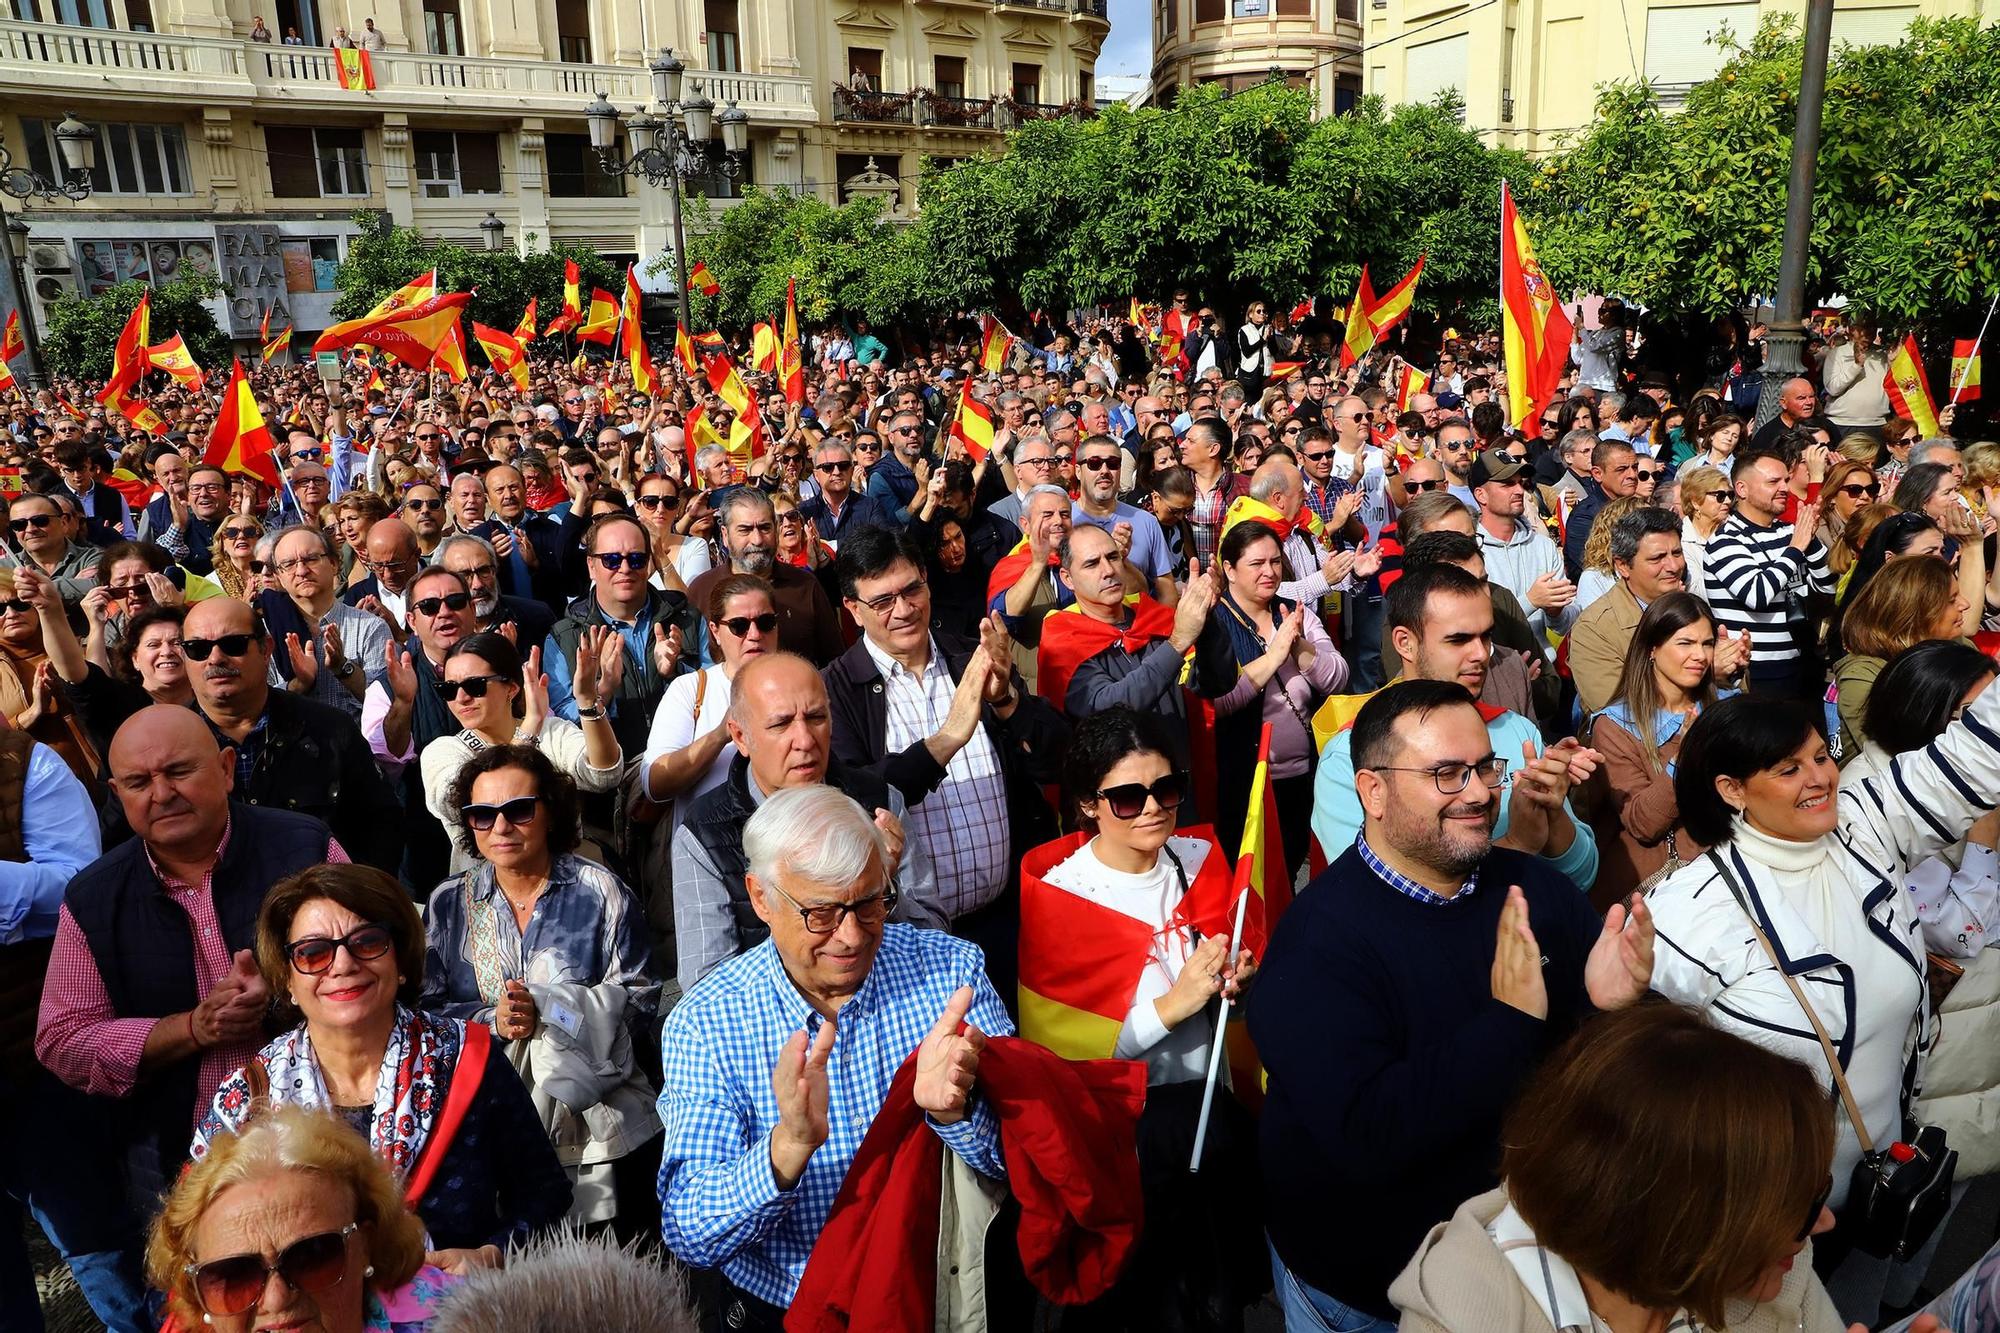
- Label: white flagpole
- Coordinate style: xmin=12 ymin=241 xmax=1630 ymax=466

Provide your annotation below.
xmin=1189 ymin=884 xmax=1251 ymax=1173
xmin=1951 ymin=291 xmax=2000 ymax=406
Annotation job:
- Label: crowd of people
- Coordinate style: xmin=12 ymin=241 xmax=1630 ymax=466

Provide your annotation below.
xmin=4 ymin=292 xmax=2000 ymax=1333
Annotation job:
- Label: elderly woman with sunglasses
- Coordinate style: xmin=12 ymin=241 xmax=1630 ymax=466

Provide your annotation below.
xmin=418 ymin=631 xmax=621 ymax=875
xmin=191 ymin=865 xmax=570 ymax=1278
xmin=422 ymin=744 xmax=664 ymax=1247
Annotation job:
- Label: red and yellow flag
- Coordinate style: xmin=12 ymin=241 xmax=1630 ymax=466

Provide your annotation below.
xmin=702 ymin=349 xmax=764 ymax=469
xmin=334 ymin=47 xmax=375 ymax=91
xmin=431 ymin=318 xmax=469 ymax=382
xmin=619 ymin=265 xmax=656 ymax=395
xmin=145 ymin=333 xmax=206 ymax=392
xmin=1035 ymin=596 xmax=1177 ymax=711
xmin=781 ymin=278 xmax=805 ymax=406
xmin=978 ymin=314 xmax=1015 ymax=374
xmin=674 ymin=324 xmax=699 ymax=378
xmin=512 ymin=296 xmax=537 ymax=344
xmin=312 ymin=271 xmax=437 ymax=353
xmin=1952 ymin=337 xmax=1983 ymax=404
xmin=1366 ymin=256 xmax=1425 ymax=342
xmin=575 ymin=288 xmax=618 ymax=345
xmin=472 ymin=322 xmax=530 ymax=391
xmin=1288 ymin=296 xmax=1314 ymax=324
xmin=323 ymin=292 xmax=472 ymax=375
xmin=260 ymin=325 xmax=292 ymax=363
xmin=0 ymin=311 xmax=23 ymax=364
xmin=1267 ymin=360 xmax=1308 ymax=385
xmin=1396 ymin=363 xmax=1431 ymax=412
xmin=0 ymin=361 xmax=15 ymax=394
xmin=946 ymin=385 xmax=995 ymax=462
xmin=1500 ymin=181 xmax=1574 ymax=430
xmin=542 ymin=260 xmax=582 ymax=337
xmin=750 ymin=321 xmax=779 ymax=373
xmin=94 ymin=292 xmax=168 ymax=435
xmin=1233 ymin=722 xmax=1290 ymax=949
xmin=1884 ymin=334 xmax=1941 ymax=438
xmin=689 ymin=261 xmax=721 ymax=298
xmin=1338 ymin=266 xmax=1377 ymax=369
xmin=204 ymin=360 xmax=282 ymax=488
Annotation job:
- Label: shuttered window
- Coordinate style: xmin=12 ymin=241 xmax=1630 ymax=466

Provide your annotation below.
xmin=1642 ymin=3 xmax=1755 ymax=85
xmin=1403 ymin=31 xmax=1467 ymax=107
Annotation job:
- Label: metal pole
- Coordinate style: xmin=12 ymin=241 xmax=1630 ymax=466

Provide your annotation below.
xmin=0 ymin=211 xmax=49 ymax=391
xmin=1755 ymin=0 xmax=1834 ymax=427
xmin=663 ymin=113 xmax=691 ymax=331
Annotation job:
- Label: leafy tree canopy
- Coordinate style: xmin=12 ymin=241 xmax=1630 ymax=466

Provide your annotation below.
xmin=41 ymin=272 xmax=229 ymax=383
xmin=328 ymin=211 xmax=623 ymax=333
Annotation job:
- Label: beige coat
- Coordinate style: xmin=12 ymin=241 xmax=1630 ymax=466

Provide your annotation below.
xmin=1566 ymin=579 xmax=1643 ymax=717
xmin=1390 ymin=1188 xmax=1846 ymax=1333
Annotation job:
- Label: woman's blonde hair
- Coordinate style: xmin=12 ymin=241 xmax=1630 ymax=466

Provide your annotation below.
xmin=146 ymin=1105 xmax=426 ymax=1324
xmin=209 ymin=516 xmax=265 ymax=600
xmin=1581 ymin=496 xmax=1647 ymax=575
xmin=1836 ymin=432 xmax=1883 ymax=467
xmin=1816 ymin=459 xmax=1878 ymax=536
xmin=1964 ymin=440 xmax=2000 ymax=489
xmin=1840 ymin=555 xmax=1958 ymax=660
xmin=1679 ymin=466 xmax=1726 ymax=520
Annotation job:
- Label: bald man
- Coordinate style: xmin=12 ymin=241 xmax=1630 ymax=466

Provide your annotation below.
xmin=1751 ymin=376 xmax=1822 ymax=452
xmin=37 ymin=706 xmax=343 ymax=1228
xmin=342 ymin=516 xmax=421 ymax=627
xmin=483 ymin=462 xmax=565 ymax=608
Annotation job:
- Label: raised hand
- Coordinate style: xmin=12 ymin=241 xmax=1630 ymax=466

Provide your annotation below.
xmin=1584 ymin=893 xmax=1655 ymax=1011
xmin=13 ymin=565 xmax=55 ymax=614
xmin=976 ymin=614 xmax=1015 ymax=702
xmin=1714 ymin=626 xmax=1751 ymax=681
xmin=597 ymin=629 xmax=626 ymax=698
xmin=770 ymin=1021 xmax=836 ymax=1189
xmin=80 ymin=586 xmax=113 ymax=628
xmin=652 ymin=622 xmax=684 ymax=677
xmin=520 ymin=645 xmax=551 ymax=739
xmin=144 ymin=571 xmax=184 ymax=609
xmin=1170 ymin=558 xmax=1219 ymax=651
xmin=284 ymin=632 xmax=319 ymax=691
xmin=1491 ymin=887 xmax=1548 ymax=1020
xmin=873 ymin=806 xmax=907 ymax=876
xmin=384 ymin=648 xmax=417 ymax=707
xmin=357 ymin=594 xmax=404 ymax=642
xmin=913 ymin=985 xmax=987 ymax=1125
xmin=941 ymin=647 xmax=990 ymax=748
xmin=1330 ymin=488 xmax=1363 ymax=530
xmin=320 ymin=620 xmax=346 ymax=673
xmin=1321 ymin=549 xmax=1356 ymax=587
xmin=1111 ymin=520 xmax=1134 ymax=560
xmin=1351 ymin=542 xmax=1385 ymax=579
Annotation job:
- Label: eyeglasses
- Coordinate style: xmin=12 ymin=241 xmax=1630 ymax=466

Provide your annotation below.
xmin=1405 ymin=478 xmax=1448 ymax=492
xmin=284 ymin=923 xmax=394 ymax=974
xmin=815 ymin=461 xmax=852 ymax=474
xmin=1439 ymin=439 xmax=1474 ymax=452
xmin=438 ymin=672 xmax=508 ymax=701
xmin=1838 ymin=482 xmax=1880 ymax=499
xmin=1055 ymin=452 xmax=1074 ymax=465
xmin=453 ymin=563 xmax=497 ymax=582
xmin=1539 ymin=417 xmax=1560 ymax=430
xmin=1095 ymin=773 xmax=1190 ymax=820
xmin=1281 ymin=425 xmax=1304 ymax=437
xmin=1634 ymin=469 xmax=1662 ymax=483
xmin=717 ymin=612 xmax=779 ymax=637
xmin=1706 ymin=491 xmax=1734 ymax=505
xmin=1015 ymin=455 xmax=1053 ymax=468
xmin=413 ymin=433 xmax=441 ymax=442
xmin=855 ymin=577 xmax=927 ymax=616
xmin=1077 ymin=455 xmax=1119 ymax=471
xmin=1301 ymin=449 xmax=1334 ymax=463
xmin=588 ymin=550 xmax=650 ymax=571
xmin=181 ymin=633 xmax=261 ymax=660
xmin=107 ymin=583 xmax=152 ymax=602
xmin=412 ymin=591 xmax=472 ymax=617
xmin=248 ymin=560 xmax=269 ymax=575
xmin=1306 ymin=380 xmax=1329 ymax=390
xmin=462 ymin=794 xmax=541 ymax=830
xmin=0 ymin=599 xmax=32 ymax=614
xmin=403 ymin=498 xmax=444 ymax=512
xmin=763 ymin=875 xmax=900 ymax=936
xmin=1367 ymin=756 xmax=1510 ymax=794
xmin=776 ymin=511 xmax=803 ymax=526
xmin=636 ymin=493 xmax=681 ymax=511
xmin=1797 ymin=1175 xmax=1834 ymax=1242
xmin=6 ymin=514 xmax=54 ymax=534
xmin=890 ymin=425 xmax=920 ymax=436
xmin=275 ymin=554 xmax=328 ymax=574
xmin=184 ymin=1223 xmax=359 ymax=1317
xmin=221 ymin=526 xmax=260 ymax=541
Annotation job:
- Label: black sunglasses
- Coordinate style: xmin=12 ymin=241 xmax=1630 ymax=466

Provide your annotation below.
xmin=413 ymin=592 xmax=472 ymax=617
xmin=0 ymin=599 xmax=32 ymax=614
xmin=462 ymin=794 xmax=540 ymax=830
xmin=185 ymin=1223 xmax=358 ymax=1317
xmin=1839 ymin=482 xmax=1880 ymax=499
xmin=1405 ymin=478 xmax=1448 ymax=493
xmin=636 ymin=493 xmax=681 ymax=511
xmin=181 ymin=633 xmax=260 ymax=660
xmin=284 ymin=923 xmax=394 ymax=974
xmin=1797 ymin=1175 xmax=1834 ymax=1242
xmin=815 ymin=461 xmax=852 ymax=473
xmin=7 ymin=514 xmax=52 ymax=533
xmin=249 ymin=560 xmax=269 ymax=574
xmin=1302 ymin=449 xmax=1334 ymax=463
xmin=438 ymin=672 xmax=509 ymax=702
xmin=717 ymin=612 xmax=779 ymax=637
xmin=589 ymin=551 xmax=650 ymax=571
xmin=220 ymin=525 xmax=260 ymax=541
xmin=1077 ymin=456 xmax=1119 ymax=471
xmin=404 ymin=498 xmax=444 ymax=512
xmin=1095 ymin=773 xmax=1190 ymax=821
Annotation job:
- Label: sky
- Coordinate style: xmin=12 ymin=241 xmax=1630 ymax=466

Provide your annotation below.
xmin=1097 ymin=0 xmax=1153 ymax=80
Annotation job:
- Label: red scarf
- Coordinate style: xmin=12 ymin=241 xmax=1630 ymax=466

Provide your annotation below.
xmin=985 ymin=535 xmax=1060 ymax=604
xmin=1035 ymin=596 xmax=1178 ymax=708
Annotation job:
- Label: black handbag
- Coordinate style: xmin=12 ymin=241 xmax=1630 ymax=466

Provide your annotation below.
xmin=1708 ymin=851 xmax=1957 ymax=1261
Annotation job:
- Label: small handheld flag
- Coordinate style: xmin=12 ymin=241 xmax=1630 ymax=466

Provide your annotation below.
xmin=1884 ymin=334 xmax=1941 ymax=438
xmin=947 ymin=387 xmax=996 ymax=461
xmin=0 ymin=311 xmax=23 ymax=364
xmin=205 ymin=360 xmax=282 ymax=488
xmin=1953 ymin=339 xmax=1983 ymax=403
xmin=1338 ymin=266 xmax=1377 ymax=369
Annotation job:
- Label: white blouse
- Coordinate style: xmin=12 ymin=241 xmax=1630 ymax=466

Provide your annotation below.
xmin=420 ymin=717 xmax=623 ymax=873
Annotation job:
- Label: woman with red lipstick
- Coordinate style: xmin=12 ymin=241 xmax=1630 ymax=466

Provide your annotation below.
xmin=192 ymin=865 xmax=570 ymax=1275
xmin=1392 ymin=1005 xmax=1857 ymax=1333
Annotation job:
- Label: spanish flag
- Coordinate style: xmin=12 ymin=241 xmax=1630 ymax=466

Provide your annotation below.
xmin=311 ymin=270 xmax=438 ymax=354
xmin=1365 ymin=255 xmax=1425 ymax=343
xmin=431 ymin=317 xmax=470 ymax=383
xmin=689 ymin=261 xmax=721 ymax=298
xmin=1500 ymin=181 xmax=1573 ymax=430
xmin=96 ymin=293 xmax=168 ymax=435
xmin=1035 ymin=596 xmax=1178 ymax=710
xmin=0 ymin=361 xmax=14 ymax=393
xmin=1287 ymin=296 xmax=1314 ymax=324
xmin=985 ymin=534 xmax=1059 ymax=606
xmin=1952 ymin=338 xmax=1982 ymax=403
xmin=0 ymin=311 xmax=23 ymax=364
xmin=946 ymin=386 xmax=995 ymax=462
xmin=1395 ymin=363 xmax=1431 ymax=412
xmin=472 ymin=322 xmax=530 ymax=391
xmin=575 ymin=288 xmax=619 ymax=345
xmin=1338 ymin=265 xmax=1377 ymax=369
xmin=702 ymin=349 xmax=764 ymax=469
xmin=750 ymin=321 xmax=779 ymax=374
xmin=781 ymin=278 xmax=805 ymax=406
xmin=325 ymin=292 xmax=471 ymax=373
xmin=512 ymin=296 xmax=537 ymax=344
xmin=1267 ymin=360 xmax=1308 ymax=385
xmin=260 ymin=325 xmax=292 ymax=363
xmin=674 ymin=324 xmax=699 ymax=378
xmin=544 ymin=260 xmax=582 ymax=336
xmin=145 ymin=334 xmax=206 ymax=392
xmin=1017 ymin=827 xmax=1241 ymax=1061
xmin=619 ymin=265 xmax=656 ymax=395
xmin=978 ymin=314 xmax=1015 ymax=374
xmin=1222 ymin=493 xmax=1321 ymax=545
xmin=101 ymin=385 xmax=170 ymax=437
xmin=1884 ymin=334 xmax=1941 ymax=438
xmin=334 ymin=47 xmax=375 ymax=91
xmin=204 ymin=360 xmax=282 ymax=488
xmin=1233 ymin=722 xmax=1291 ymax=943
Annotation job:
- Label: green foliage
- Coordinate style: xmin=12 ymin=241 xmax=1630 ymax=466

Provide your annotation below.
xmin=41 ymin=272 xmax=229 ymax=383
xmin=328 ymin=211 xmax=622 ymax=332
xmin=1535 ymin=15 xmax=2000 ymax=329
xmin=674 ymin=188 xmax=921 ymax=330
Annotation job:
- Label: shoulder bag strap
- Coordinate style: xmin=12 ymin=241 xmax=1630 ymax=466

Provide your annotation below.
xmin=402 ymin=1021 xmax=491 ymax=1206
xmin=1706 ymin=850 xmax=1876 ymax=1153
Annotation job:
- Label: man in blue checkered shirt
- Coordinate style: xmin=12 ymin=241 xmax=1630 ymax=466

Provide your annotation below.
xmin=656 ymin=784 xmax=1013 ymax=1326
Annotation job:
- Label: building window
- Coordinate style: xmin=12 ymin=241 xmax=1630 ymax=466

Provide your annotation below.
xmin=847 ymin=46 xmax=883 ymax=89
xmin=1232 ymin=0 xmax=1269 ymax=14
xmin=1335 ymin=72 xmax=1361 ymax=111
xmin=704 ymin=0 xmax=740 ymax=73
xmin=555 ymin=0 xmax=589 ymax=63
xmin=1011 ymin=62 xmax=1040 ymax=104
xmin=544 ymin=131 xmax=625 ymax=198
xmin=14 ymin=0 xmax=115 ymax=27
xmin=1160 ymin=0 xmax=1175 ymax=38
xmin=274 ymin=0 xmax=320 ymax=46
xmin=412 ymin=130 xmax=501 ymax=196
xmin=1080 ymin=71 xmax=1094 ymax=104
xmin=25 ymin=117 xmax=190 ymax=195
xmin=1194 ymin=0 xmax=1223 ymax=23
xmin=1277 ymin=0 xmax=1310 ymax=13
xmin=933 ymin=55 xmax=966 ymax=99
xmin=263 ymin=125 xmax=367 ymax=197
xmin=423 ymin=0 xmax=462 ymax=54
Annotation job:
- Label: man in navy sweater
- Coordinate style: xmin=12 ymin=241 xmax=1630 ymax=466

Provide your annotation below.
xmin=1249 ymin=680 xmax=1654 ymax=1331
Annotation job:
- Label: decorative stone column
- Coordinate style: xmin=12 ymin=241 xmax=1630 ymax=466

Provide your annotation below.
xmin=378 ymin=114 xmax=414 ymax=226
xmin=514 ymin=120 xmax=550 ymax=253
xmin=202 ymin=108 xmax=244 ymax=210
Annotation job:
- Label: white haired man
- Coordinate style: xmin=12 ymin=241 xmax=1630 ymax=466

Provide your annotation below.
xmin=657 ymin=784 xmax=1008 ymax=1326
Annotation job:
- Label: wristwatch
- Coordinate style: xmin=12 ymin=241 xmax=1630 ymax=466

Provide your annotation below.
xmin=332 ymin=657 xmax=360 ymax=679
xmin=577 ymin=702 xmax=607 ymax=720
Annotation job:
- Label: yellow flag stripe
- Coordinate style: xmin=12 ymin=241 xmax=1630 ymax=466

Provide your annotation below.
xmin=1017 ymin=987 xmax=1124 ymax=1062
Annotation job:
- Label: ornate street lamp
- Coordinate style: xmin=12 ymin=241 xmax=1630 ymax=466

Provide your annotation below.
xmin=0 ymin=111 xmax=98 ymax=390
xmin=479 ymin=210 xmax=506 ymax=252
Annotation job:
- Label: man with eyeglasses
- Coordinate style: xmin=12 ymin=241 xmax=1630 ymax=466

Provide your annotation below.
xmin=1256 ymin=677 xmax=1649 ymax=1333
xmin=1312 ymin=563 xmax=1600 ymax=893
xmin=437 ymin=533 xmax=555 ymax=649
xmin=686 ymin=490 xmax=844 ymax=668
xmin=795 ymin=441 xmax=885 ymax=540
xmin=2 ymin=492 xmax=98 ymax=606
xmin=174 ymin=597 xmax=403 ymax=872
xmin=257 ymin=526 xmax=390 ymax=723
xmin=339 ymin=517 xmax=422 ymax=629
xmin=862 ymin=411 xmax=932 ymax=528
xmin=671 ymin=654 xmax=948 ymax=996
xmin=1470 ymin=450 xmax=1577 ymax=656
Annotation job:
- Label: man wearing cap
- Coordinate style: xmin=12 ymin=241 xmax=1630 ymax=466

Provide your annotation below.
xmin=1470 ymin=448 xmax=1576 ymax=654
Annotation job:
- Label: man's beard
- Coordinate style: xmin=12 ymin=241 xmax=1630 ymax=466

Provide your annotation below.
xmin=736 ymin=547 xmax=774 ymax=576
xmin=1385 ymin=797 xmax=1496 ymax=880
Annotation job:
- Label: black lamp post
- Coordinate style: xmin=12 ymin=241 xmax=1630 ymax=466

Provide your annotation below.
xmin=0 ymin=112 xmax=98 ymax=390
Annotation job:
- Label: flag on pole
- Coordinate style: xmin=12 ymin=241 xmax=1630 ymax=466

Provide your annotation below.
xmin=689 ymin=261 xmax=721 ymax=298
xmin=1232 ymin=722 xmax=1289 ymax=945
xmin=1267 ymin=360 xmax=1308 ymax=385
xmin=575 ymin=288 xmax=618 ymax=345
xmin=978 ymin=315 xmax=1015 ymax=373
xmin=204 ymin=360 xmax=282 ymax=488
xmin=145 ymin=334 xmax=206 ymax=392
xmin=1396 ymin=363 xmax=1431 ymax=412
xmin=702 ymin=350 xmax=765 ymax=470
xmin=1499 ymin=181 xmax=1574 ymax=430
xmin=947 ymin=386 xmax=996 ymax=461
xmin=259 ymin=306 xmax=272 ymax=344
xmin=781 ymin=278 xmax=805 ymax=406
xmin=1953 ymin=338 xmax=1983 ymax=402
xmin=619 ymin=265 xmax=657 ymax=395
xmin=472 ymin=323 xmax=531 ymax=391
xmin=260 ymin=325 xmax=293 ymax=363
xmin=512 ymin=297 xmax=537 ymax=344
xmin=95 ymin=292 xmax=168 ymax=435
xmin=319 ymin=292 xmax=471 ymax=373
xmin=544 ymin=260 xmax=582 ymax=336
xmin=1365 ymin=255 xmax=1426 ymax=341
xmin=750 ymin=322 xmax=779 ymax=373
xmin=674 ymin=325 xmax=700 ymax=378
xmin=430 ymin=318 xmax=469 ymax=383
xmin=312 ymin=271 xmax=437 ymax=353
xmin=334 ymin=47 xmax=375 ymax=91
xmin=0 ymin=361 xmax=15 ymax=394
xmin=0 ymin=311 xmax=23 ymax=364
xmin=1338 ymin=266 xmax=1378 ymax=369
xmin=1884 ymin=334 xmax=1941 ymax=439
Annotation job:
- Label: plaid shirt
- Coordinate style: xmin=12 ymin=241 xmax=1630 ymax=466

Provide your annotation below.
xmin=657 ymin=925 xmax=1013 ymax=1307
xmin=862 ymin=636 xmax=1010 ymax=917
xmin=1356 ymin=832 xmax=1474 ymax=907
xmin=1299 ymin=475 xmax=1352 ymax=533
xmin=36 ymin=817 xmax=347 ymax=1113
xmin=210 ymin=712 xmax=269 ymax=790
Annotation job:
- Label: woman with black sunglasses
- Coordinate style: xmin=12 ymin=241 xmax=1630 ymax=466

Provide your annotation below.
xmin=190 ymin=864 xmax=570 ymax=1279
xmin=417 ymin=631 xmax=622 ymax=874
xmin=635 ymin=472 xmax=715 ymax=588
xmin=1016 ymin=706 xmax=1267 ymax=1330
xmin=423 ymin=743 xmax=664 ymax=1250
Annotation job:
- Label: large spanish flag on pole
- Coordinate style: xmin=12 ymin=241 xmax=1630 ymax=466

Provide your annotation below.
xmin=1884 ymin=334 xmax=1941 ymax=438
xmin=145 ymin=334 xmax=206 ymax=392
xmin=472 ymin=323 xmax=530 ymax=391
xmin=1500 ymin=181 xmax=1574 ymax=430
xmin=204 ymin=360 xmax=283 ymax=488
xmin=619 ymin=265 xmax=657 ymax=394
xmin=977 ymin=314 xmax=1016 ymax=373
xmin=781 ymin=278 xmax=805 ymax=406
xmin=334 ymin=47 xmax=375 ymax=91
xmin=1365 ymin=255 xmax=1426 ymax=342
xmin=544 ymin=260 xmax=582 ymax=336
xmin=0 ymin=311 xmax=23 ymax=364
xmin=1396 ymin=363 xmax=1431 ymax=412
xmin=575 ymin=288 xmax=619 ymax=345
xmin=312 ymin=271 xmax=437 ymax=353
xmin=1337 ymin=266 xmax=1377 ymax=369
xmin=945 ymin=384 xmax=995 ymax=462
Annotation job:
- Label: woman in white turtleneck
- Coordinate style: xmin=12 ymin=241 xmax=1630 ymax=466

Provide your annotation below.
xmin=1648 ymin=685 xmax=2000 ymax=1328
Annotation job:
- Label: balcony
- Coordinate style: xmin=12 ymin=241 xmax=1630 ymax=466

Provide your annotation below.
xmin=0 ymin=19 xmax=815 ymax=123
xmin=831 ymin=84 xmax=1093 ymax=129
xmin=831 ymin=86 xmax=916 ymax=125
xmin=921 ymin=94 xmax=998 ymax=131
xmin=1000 ymin=0 xmax=1111 ymax=16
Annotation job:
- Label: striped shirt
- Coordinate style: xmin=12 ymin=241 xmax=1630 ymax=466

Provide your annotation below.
xmin=1700 ymin=511 xmax=1836 ymax=669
